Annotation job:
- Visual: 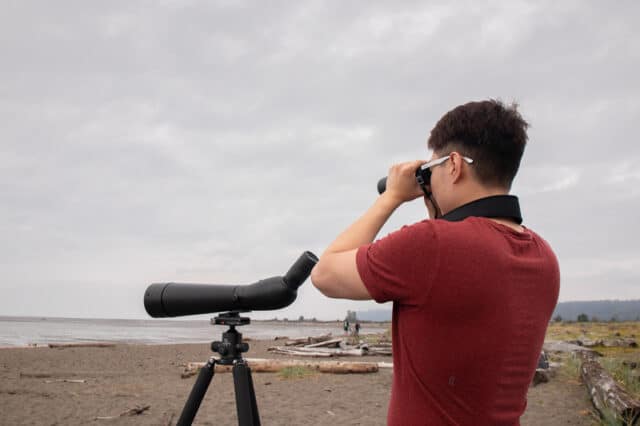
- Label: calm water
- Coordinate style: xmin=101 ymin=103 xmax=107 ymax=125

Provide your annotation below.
xmin=0 ymin=316 xmax=384 ymax=347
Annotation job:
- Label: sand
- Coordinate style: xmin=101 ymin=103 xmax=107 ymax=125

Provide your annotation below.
xmin=0 ymin=339 xmax=598 ymax=425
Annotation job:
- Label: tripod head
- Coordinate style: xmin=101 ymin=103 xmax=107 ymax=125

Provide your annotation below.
xmin=211 ymin=311 xmax=251 ymax=365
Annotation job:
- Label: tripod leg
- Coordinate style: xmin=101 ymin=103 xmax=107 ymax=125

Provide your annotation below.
xmin=233 ymin=361 xmax=261 ymax=426
xmin=177 ymin=358 xmax=215 ymax=426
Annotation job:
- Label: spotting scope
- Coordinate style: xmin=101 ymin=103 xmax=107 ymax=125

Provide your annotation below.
xmin=144 ymin=251 xmax=318 ymax=317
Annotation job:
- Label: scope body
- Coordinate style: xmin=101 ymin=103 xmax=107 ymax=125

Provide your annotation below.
xmin=144 ymin=251 xmax=318 ymax=317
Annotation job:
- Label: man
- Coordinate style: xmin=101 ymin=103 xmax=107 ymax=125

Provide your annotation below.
xmin=311 ymin=100 xmax=560 ymax=425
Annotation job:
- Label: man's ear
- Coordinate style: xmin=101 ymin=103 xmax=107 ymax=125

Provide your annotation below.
xmin=450 ymin=152 xmax=464 ymax=184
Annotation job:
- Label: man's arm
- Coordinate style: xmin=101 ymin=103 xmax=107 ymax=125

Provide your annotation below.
xmin=311 ymin=160 xmax=426 ymax=300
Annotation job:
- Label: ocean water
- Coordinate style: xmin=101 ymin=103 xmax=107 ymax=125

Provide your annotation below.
xmin=0 ymin=316 xmax=385 ymax=347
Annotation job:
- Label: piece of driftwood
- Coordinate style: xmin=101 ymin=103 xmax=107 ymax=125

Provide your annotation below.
xmin=532 ymin=369 xmax=550 ymax=386
xmin=48 ymin=342 xmax=116 ymax=349
xmin=300 ymin=346 xmax=368 ymax=356
xmin=569 ymin=338 xmax=637 ymax=349
xmin=181 ymin=358 xmax=380 ymax=378
xmin=366 ymin=346 xmax=392 ymax=356
xmin=602 ymin=339 xmax=637 ymax=348
xmin=305 ymin=338 xmax=344 ymax=348
xmin=20 ymin=372 xmax=54 ymax=378
xmin=532 ymin=361 xmax=562 ymax=386
xmin=284 ymin=334 xmax=333 ymax=346
xmin=269 ymin=346 xmax=368 ymax=357
xmin=20 ymin=372 xmax=88 ymax=379
xmin=44 ymin=379 xmax=87 ymax=384
xmin=579 ymin=354 xmax=640 ymax=424
xmin=543 ymin=340 xmax=601 ymax=356
xmin=95 ymin=404 xmax=150 ymax=420
xmin=267 ymin=347 xmax=333 ymax=357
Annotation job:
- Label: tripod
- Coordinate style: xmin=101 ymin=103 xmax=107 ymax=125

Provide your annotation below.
xmin=177 ymin=311 xmax=260 ymax=426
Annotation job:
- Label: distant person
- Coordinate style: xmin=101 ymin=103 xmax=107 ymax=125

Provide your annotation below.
xmin=354 ymin=322 xmax=360 ymax=337
xmin=312 ymin=100 xmax=559 ymax=425
xmin=343 ymin=319 xmax=349 ymax=335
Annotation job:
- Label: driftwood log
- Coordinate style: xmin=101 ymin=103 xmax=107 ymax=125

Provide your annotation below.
xmin=48 ymin=343 xmax=116 ymax=349
xmin=284 ymin=334 xmax=333 ymax=346
xmin=268 ymin=346 xmax=368 ymax=357
xmin=580 ymin=354 xmax=640 ymax=424
xmin=181 ymin=358 xmax=381 ymax=378
xmin=268 ymin=347 xmax=333 ymax=357
xmin=367 ymin=347 xmax=392 ymax=356
xmin=570 ymin=338 xmax=638 ymax=349
xmin=543 ymin=341 xmax=601 ymax=357
xmin=304 ymin=338 xmax=344 ymax=348
xmin=95 ymin=404 xmax=150 ymax=420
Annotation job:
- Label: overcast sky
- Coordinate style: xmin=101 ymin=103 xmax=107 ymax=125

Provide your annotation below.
xmin=1 ymin=1 xmax=639 ymax=321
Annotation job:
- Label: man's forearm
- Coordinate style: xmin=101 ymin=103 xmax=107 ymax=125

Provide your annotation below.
xmin=321 ymin=193 xmax=403 ymax=255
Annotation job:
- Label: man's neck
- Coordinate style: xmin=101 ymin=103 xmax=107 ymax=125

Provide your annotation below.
xmin=488 ymin=217 xmax=524 ymax=232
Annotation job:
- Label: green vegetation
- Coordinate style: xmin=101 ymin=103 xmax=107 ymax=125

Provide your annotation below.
xmin=277 ymin=366 xmax=317 ymax=380
xmin=577 ymin=313 xmax=590 ymax=322
xmin=597 ymin=406 xmax=622 ymax=426
xmin=546 ymin=321 xmax=640 ymax=342
xmin=558 ymin=353 xmax=581 ymax=379
xmin=599 ymin=358 xmax=640 ymax=399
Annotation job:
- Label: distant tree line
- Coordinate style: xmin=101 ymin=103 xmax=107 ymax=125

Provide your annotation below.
xmin=551 ymin=300 xmax=640 ymax=322
xmin=553 ymin=312 xmax=637 ymax=323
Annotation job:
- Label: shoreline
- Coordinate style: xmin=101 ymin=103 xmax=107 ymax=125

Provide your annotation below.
xmin=0 ymin=314 xmax=391 ymax=325
xmin=0 ymin=331 xmax=387 ymax=350
xmin=0 ymin=316 xmax=390 ymax=348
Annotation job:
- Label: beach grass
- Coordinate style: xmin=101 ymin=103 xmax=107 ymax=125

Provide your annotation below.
xmin=277 ymin=366 xmax=317 ymax=380
xmin=546 ymin=321 xmax=640 ymax=342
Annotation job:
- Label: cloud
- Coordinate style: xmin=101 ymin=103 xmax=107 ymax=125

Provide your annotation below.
xmin=514 ymin=165 xmax=582 ymax=194
xmin=606 ymin=160 xmax=640 ymax=184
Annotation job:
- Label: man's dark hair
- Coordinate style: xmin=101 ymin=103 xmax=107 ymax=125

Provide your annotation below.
xmin=427 ymin=99 xmax=529 ymax=189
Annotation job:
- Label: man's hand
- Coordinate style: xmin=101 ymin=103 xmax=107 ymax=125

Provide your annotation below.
xmin=384 ymin=160 xmax=427 ymax=205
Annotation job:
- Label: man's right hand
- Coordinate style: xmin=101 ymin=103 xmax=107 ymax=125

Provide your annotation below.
xmin=383 ymin=160 xmax=426 ymax=205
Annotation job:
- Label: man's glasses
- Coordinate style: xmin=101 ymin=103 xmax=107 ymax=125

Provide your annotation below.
xmin=416 ymin=153 xmax=474 ymax=194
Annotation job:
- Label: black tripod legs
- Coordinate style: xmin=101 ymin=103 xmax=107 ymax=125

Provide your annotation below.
xmin=176 ymin=358 xmax=261 ymax=426
xmin=177 ymin=357 xmax=215 ymax=426
xmin=233 ymin=360 xmax=260 ymax=426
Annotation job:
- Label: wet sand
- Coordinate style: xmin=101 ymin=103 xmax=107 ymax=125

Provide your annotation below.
xmin=0 ymin=339 xmax=597 ymax=425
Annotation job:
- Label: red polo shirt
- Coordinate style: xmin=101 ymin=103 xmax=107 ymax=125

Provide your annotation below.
xmin=356 ymin=217 xmax=559 ymax=426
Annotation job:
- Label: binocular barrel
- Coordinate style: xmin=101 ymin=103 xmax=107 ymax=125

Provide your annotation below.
xmin=144 ymin=251 xmax=318 ymax=318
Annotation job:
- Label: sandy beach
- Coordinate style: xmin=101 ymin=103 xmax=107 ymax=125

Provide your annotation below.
xmin=0 ymin=339 xmax=597 ymax=425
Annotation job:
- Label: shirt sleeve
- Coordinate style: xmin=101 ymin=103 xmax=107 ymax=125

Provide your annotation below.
xmin=356 ymin=220 xmax=440 ymax=305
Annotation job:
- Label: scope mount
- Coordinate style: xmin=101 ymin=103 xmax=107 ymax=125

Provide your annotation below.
xmin=212 ymin=311 xmax=251 ymax=327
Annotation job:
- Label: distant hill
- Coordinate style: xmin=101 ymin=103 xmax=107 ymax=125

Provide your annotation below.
xmin=358 ymin=300 xmax=640 ymax=322
xmin=552 ymin=300 xmax=640 ymax=322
